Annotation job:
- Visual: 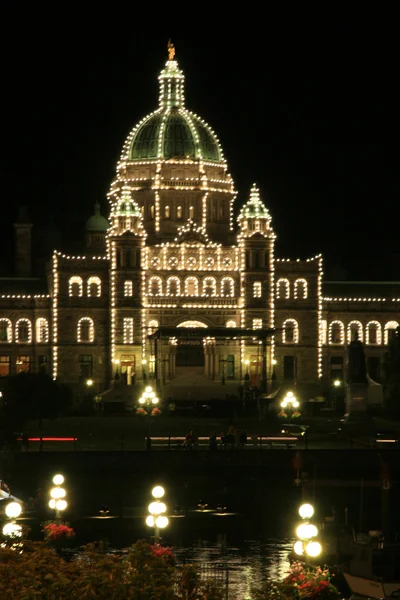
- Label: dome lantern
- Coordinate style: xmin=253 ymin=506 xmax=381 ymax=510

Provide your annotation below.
xmin=237 ymin=184 xmax=273 ymax=237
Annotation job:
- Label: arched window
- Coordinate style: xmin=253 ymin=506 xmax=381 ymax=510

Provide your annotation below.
xmin=347 ymin=320 xmax=363 ymax=343
xmin=384 ymin=321 xmax=399 ymax=345
xmin=15 ymin=318 xmax=32 ymax=343
xmin=294 ymin=278 xmax=308 ymax=299
xmin=329 ymin=321 xmax=345 ymax=345
xmin=226 ymin=320 xmax=237 ymax=328
xmin=166 ymin=276 xmax=180 ymax=296
xmin=283 ymin=319 xmax=299 ymax=343
xmin=150 ymin=205 xmax=155 ymax=219
xmin=319 ymin=320 xmax=327 ymax=345
xmin=366 ymin=321 xmax=382 ymax=345
xmin=87 ymin=276 xmax=101 ymax=297
xmin=203 ymin=277 xmax=217 ymax=297
xmin=69 ymin=276 xmax=83 ymax=297
xmin=177 ymin=205 xmax=183 ymax=219
xmin=77 ymin=317 xmax=94 ymax=343
xmin=165 ymin=205 xmax=170 ymax=219
xmin=276 ymin=278 xmax=290 ymax=299
xmin=221 ymin=277 xmax=234 ymax=297
xmin=189 ymin=206 xmax=195 ymax=220
xmin=123 ymin=318 xmax=134 ymax=344
xmin=36 ymin=318 xmax=49 ymax=343
xmin=124 ymin=280 xmax=133 ymax=297
xmin=148 ymin=320 xmax=159 ymax=335
xmin=148 ymin=276 xmax=163 ymax=296
xmin=253 ymin=282 xmax=262 ymax=298
xmin=0 ymin=318 xmax=12 ymax=343
xmin=185 ymin=276 xmax=199 ymax=296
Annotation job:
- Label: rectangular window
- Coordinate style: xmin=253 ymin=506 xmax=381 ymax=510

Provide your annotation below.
xmin=79 ymin=355 xmax=93 ymax=379
xmin=124 ymin=280 xmax=133 ymax=297
xmin=177 ymin=206 xmax=183 ymax=219
xmin=253 ymin=282 xmax=262 ymax=298
xmin=16 ymin=355 xmax=31 ymax=374
xmin=367 ymin=356 xmax=381 ymax=381
xmin=227 ymin=355 xmax=234 ymax=379
xmin=0 ymin=355 xmax=10 ymax=376
xmin=252 ymin=318 xmax=262 ymax=329
xmin=123 ymin=318 xmax=134 ymax=344
xmin=165 ymin=205 xmax=170 ymax=219
xmin=283 ymin=355 xmax=297 ymax=382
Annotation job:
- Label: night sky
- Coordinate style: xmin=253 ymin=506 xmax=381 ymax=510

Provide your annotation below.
xmin=0 ymin=12 xmax=397 ymax=280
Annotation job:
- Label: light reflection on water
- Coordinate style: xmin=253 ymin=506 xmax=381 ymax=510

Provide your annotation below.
xmin=173 ymin=537 xmax=294 ymax=600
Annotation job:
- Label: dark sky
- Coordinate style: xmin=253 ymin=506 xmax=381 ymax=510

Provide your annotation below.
xmin=0 ymin=12 xmax=398 ymax=279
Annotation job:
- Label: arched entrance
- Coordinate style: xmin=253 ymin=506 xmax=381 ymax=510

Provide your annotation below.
xmin=175 ymin=321 xmax=207 ymax=367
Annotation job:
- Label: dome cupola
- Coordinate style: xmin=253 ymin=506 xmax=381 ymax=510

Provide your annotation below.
xmin=109 ymin=186 xmax=145 ymax=237
xmin=237 ymin=184 xmax=273 ymax=237
xmin=86 ymin=203 xmax=109 ymax=232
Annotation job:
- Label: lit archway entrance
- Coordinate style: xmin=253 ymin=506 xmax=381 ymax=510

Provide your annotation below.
xmin=176 ymin=321 xmax=207 ymax=367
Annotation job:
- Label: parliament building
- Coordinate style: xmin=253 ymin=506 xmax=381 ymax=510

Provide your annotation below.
xmin=0 ymin=44 xmax=399 ymax=405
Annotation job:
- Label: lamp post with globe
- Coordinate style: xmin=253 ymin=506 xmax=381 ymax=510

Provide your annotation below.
xmin=146 ymin=485 xmax=168 ymax=545
xmin=293 ymin=503 xmax=323 ymax=561
xmin=138 ymin=386 xmax=160 ymax=440
xmin=49 ymin=474 xmax=67 ymax=522
xmin=280 ymin=391 xmax=300 ymax=423
xmin=2 ymin=501 xmax=23 ymax=540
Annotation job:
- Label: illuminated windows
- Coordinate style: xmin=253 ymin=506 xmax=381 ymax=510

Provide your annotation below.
xmin=69 ymin=276 xmax=83 ymax=297
xmin=36 ymin=318 xmax=49 ymax=343
xmin=148 ymin=276 xmax=163 ymax=296
xmin=123 ymin=318 xmax=134 ymax=344
xmin=165 ymin=205 xmax=171 ymax=219
xmin=276 ymin=278 xmax=290 ymax=299
xmin=148 ymin=320 xmax=159 ymax=335
xmin=185 ymin=276 xmax=198 ymax=296
xmin=203 ymin=277 xmax=216 ymax=297
xmin=77 ymin=317 xmax=94 ymax=343
xmin=253 ymin=282 xmax=262 ymax=298
xmin=189 ymin=206 xmax=195 ymax=220
xmin=252 ymin=318 xmax=262 ymax=329
xmin=150 ymin=205 xmax=155 ymax=219
xmin=167 ymin=276 xmax=180 ymax=296
xmin=283 ymin=319 xmax=299 ymax=343
xmin=177 ymin=205 xmax=183 ymax=219
xmin=124 ymin=280 xmax=133 ymax=297
xmin=347 ymin=320 xmax=363 ymax=343
xmin=329 ymin=321 xmax=344 ymax=345
xmin=16 ymin=318 xmax=32 ymax=343
xmin=366 ymin=321 xmax=381 ymax=345
xmin=221 ymin=277 xmax=234 ymax=297
xmin=87 ymin=276 xmax=101 ymax=297
xmin=0 ymin=318 xmax=12 ymax=343
xmin=294 ymin=278 xmax=307 ymax=299
xmin=226 ymin=320 xmax=237 ymax=328
xmin=384 ymin=321 xmax=399 ymax=344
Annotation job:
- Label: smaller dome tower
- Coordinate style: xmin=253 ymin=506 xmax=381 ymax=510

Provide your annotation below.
xmin=85 ymin=203 xmax=109 ymax=251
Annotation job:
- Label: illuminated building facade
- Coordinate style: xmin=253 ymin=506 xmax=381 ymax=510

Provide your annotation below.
xmin=1 ymin=46 xmax=399 ymax=401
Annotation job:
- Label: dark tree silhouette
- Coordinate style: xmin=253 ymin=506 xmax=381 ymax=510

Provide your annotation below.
xmin=383 ymin=326 xmax=400 ymax=414
xmin=1 ymin=372 xmax=72 ymax=435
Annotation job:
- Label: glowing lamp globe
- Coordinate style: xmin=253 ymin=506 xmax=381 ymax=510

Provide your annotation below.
xmin=145 ymin=386 xmax=153 ymax=393
xmin=293 ymin=540 xmax=304 ymax=555
xmin=49 ymin=499 xmax=56 ymax=509
xmin=5 ymin=501 xmax=22 ymax=519
xmin=299 ymin=503 xmax=314 ymax=519
xmin=148 ymin=501 xmax=166 ymax=515
xmin=155 ymin=515 xmax=169 ymax=528
xmin=2 ymin=522 xmax=22 ymax=537
xmin=50 ymin=486 xmax=66 ymax=499
xmin=53 ymin=474 xmax=64 ymax=486
xmin=55 ymin=499 xmax=67 ymax=511
xmin=296 ymin=523 xmax=318 ymax=540
xmin=139 ymin=397 xmax=145 ymax=404
xmin=152 ymin=397 xmax=159 ymax=405
xmin=152 ymin=486 xmax=165 ymax=499
xmin=146 ymin=515 xmax=155 ymax=527
xmin=306 ymin=541 xmax=322 ymax=557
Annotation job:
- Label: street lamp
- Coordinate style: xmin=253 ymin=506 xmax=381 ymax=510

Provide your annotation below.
xmin=293 ymin=503 xmax=322 ymax=559
xmin=2 ymin=501 xmax=23 ymax=539
xmin=49 ymin=473 xmax=67 ymax=522
xmin=280 ymin=391 xmax=300 ymax=423
xmin=146 ymin=485 xmax=168 ymax=544
xmin=139 ymin=386 xmax=159 ymax=439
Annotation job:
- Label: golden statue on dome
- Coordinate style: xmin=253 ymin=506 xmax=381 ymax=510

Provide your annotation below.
xmin=168 ymin=39 xmax=175 ymax=60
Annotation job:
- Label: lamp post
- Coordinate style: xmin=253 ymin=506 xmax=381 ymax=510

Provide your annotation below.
xmin=87 ymin=378 xmax=101 ymax=415
xmin=280 ymin=391 xmax=300 ymax=423
xmin=49 ymin=473 xmax=67 ymax=522
xmin=2 ymin=501 xmax=23 ymax=540
xmin=146 ymin=485 xmax=168 ymax=545
xmin=293 ymin=503 xmax=323 ymax=560
xmin=332 ymin=379 xmax=342 ymax=412
xmin=139 ymin=386 xmax=159 ymax=439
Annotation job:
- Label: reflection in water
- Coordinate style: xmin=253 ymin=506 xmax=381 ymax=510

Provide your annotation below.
xmin=173 ymin=537 xmax=294 ymax=600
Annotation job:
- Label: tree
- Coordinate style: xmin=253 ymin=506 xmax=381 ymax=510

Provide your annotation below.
xmin=1 ymin=372 xmax=72 ymax=435
xmin=382 ymin=326 xmax=400 ymax=414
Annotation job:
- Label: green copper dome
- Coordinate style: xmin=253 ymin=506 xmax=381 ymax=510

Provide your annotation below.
xmin=121 ymin=51 xmax=225 ymax=163
xmin=86 ymin=203 xmax=109 ymax=231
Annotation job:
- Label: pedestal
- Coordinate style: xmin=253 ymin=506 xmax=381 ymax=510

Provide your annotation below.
xmin=345 ymin=381 xmax=368 ymax=413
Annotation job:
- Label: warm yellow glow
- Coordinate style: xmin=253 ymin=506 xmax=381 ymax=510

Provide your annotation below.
xmin=296 ymin=523 xmax=318 ymax=539
xmin=5 ymin=501 xmax=22 ymax=518
xmin=53 ymin=474 xmax=64 ymax=485
xmin=152 ymin=485 xmax=165 ymax=499
xmin=299 ymin=503 xmax=314 ymax=519
xmin=305 ymin=541 xmax=322 ymax=557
